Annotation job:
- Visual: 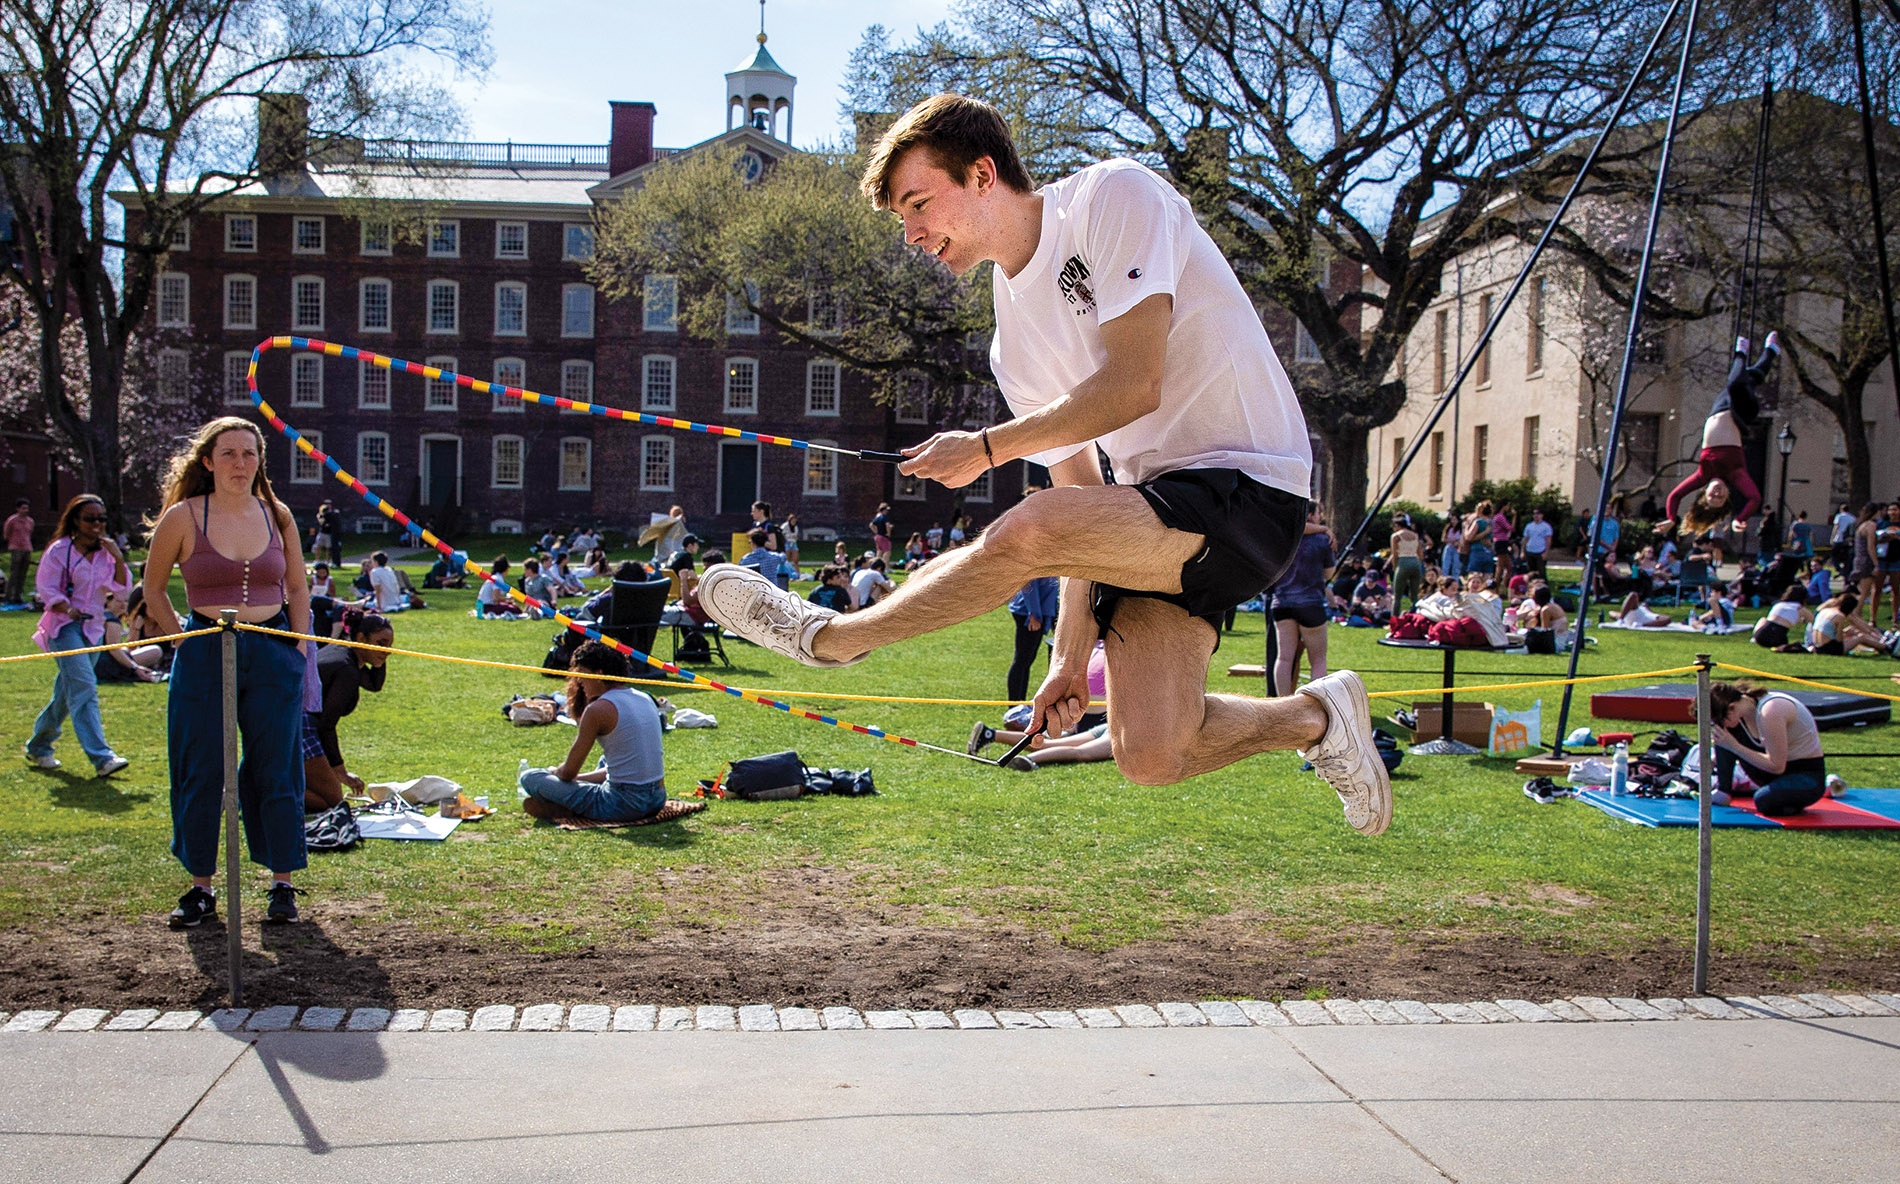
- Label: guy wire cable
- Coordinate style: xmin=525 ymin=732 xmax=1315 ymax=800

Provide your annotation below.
xmin=244 ymin=337 xmax=997 ymax=764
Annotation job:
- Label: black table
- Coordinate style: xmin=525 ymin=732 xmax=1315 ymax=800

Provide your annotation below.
xmin=1376 ymin=636 xmax=1515 ymax=755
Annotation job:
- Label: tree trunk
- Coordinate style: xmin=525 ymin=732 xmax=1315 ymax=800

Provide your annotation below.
xmin=1320 ymin=424 xmax=1369 ymax=552
xmin=1836 ymin=377 xmax=1872 ymax=509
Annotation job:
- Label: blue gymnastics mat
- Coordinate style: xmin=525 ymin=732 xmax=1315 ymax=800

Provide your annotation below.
xmin=1574 ymin=787 xmax=1900 ymax=829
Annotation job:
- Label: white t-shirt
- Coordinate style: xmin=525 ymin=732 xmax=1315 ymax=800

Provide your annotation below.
xmin=849 ymin=568 xmax=892 ymax=610
xmin=1522 ymin=520 xmax=1553 ymax=554
xmin=368 ymin=565 xmax=402 ymax=611
xmin=990 ymin=159 xmax=1312 ymax=494
xmin=1833 ymin=511 xmax=1857 ymax=543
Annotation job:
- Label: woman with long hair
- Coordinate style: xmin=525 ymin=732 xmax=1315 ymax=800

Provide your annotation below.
xmin=307 ymin=605 xmax=395 ymax=811
xmin=142 ymin=417 xmax=315 ymax=928
xmin=1389 ymin=513 xmax=1424 ymax=611
xmin=1851 ymin=501 xmax=1881 ymax=622
xmin=517 ymin=641 xmax=668 ymax=822
xmin=1705 ymin=680 xmax=1830 ymax=815
xmin=1267 ymin=506 xmax=1335 ymax=696
xmin=25 ymin=494 xmax=134 ymax=774
xmin=1660 ymin=334 xmax=1779 ymax=539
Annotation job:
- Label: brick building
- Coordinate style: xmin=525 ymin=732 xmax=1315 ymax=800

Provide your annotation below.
xmin=114 ymin=35 xmax=1024 ymax=547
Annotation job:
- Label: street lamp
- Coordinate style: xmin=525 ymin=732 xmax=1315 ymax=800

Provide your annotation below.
xmin=1775 ymin=423 xmax=1797 ymax=553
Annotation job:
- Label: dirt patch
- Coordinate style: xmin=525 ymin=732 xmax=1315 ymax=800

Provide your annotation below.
xmin=2 ymin=903 xmax=1891 ymax=1011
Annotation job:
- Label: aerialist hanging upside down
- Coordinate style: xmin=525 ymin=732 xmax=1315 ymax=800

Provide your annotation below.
xmin=698 ymin=93 xmax=1390 ymax=835
xmin=1658 ymin=332 xmax=1781 ymax=539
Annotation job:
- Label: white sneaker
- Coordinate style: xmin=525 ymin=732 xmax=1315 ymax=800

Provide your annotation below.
xmin=1296 ymin=671 xmax=1393 ymax=836
xmin=697 ymin=564 xmax=861 ymax=667
xmin=96 ymin=755 xmax=130 ymax=777
xmin=24 ymin=750 xmax=59 ymax=770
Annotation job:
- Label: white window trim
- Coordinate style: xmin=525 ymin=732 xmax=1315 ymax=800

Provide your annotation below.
xmin=563 ymin=223 xmax=594 ymax=262
xmin=157 ymin=348 xmax=189 ymax=403
xmin=290 ymin=274 xmax=324 ymax=332
xmin=642 ymin=274 xmax=677 ymax=333
xmin=222 ymin=274 xmax=256 ymax=331
xmin=804 ymin=439 xmax=839 ymax=496
xmin=494 ymin=280 xmax=528 ymax=337
xmin=965 ymin=469 xmax=993 ymax=504
xmin=893 ymin=471 xmax=927 ymax=502
xmin=559 ymin=436 xmax=593 ymax=491
xmin=290 ymin=353 xmax=324 ymax=407
xmin=805 ymin=359 xmax=841 ymax=417
xmin=223 ymin=351 xmax=252 ymax=406
xmin=359 ymin=219 xmax=392 ymax=256
xmin=426 ymin=279 xmax=460 ymax=335
xmin=168 ymin=220 xmax=191 ymax=251
xmin=292 ymin=215 xmax=325 ymax=255
xmin=724 ymin=356 xmax=759 ymax=416
xmin=356 ymin=514 xmax=390 ymax=534
xmin=358 ymin=358 xmax=391 ymax=410
xmin=157 ymin=272 xmax=190 ymax=328
xmin=807 ymin=290 xmax=841 ymax=336
xmin=492 ymin=357 xmax=526 ymax=413
xmin=423 ymin=356 xmax=458 ymax=411
xmin=561 ymin=283 xmax=595 ymax=338
xmin=224 ymin=214 xmax=257 ymax=253
xmin=491 ymin=434 xmax=525 ymax=489
xmin=895 ymin=375 xmax=930 ymax=425
xmin=560 ymin=359 xmax=594 ymax=409
xmin=292 ymin=430 xmax=323 ymax=484
xmin=641 ymin=354 xmax=676 ymax=412
xmin=639 ymin=435 xmax=675 ymax=492
xmin=428 ymin=219 xmax=461 ymax=258
xmin=357 ymin=431 xmax=391 ymax=486
xmin=359 ymin=277 xmax=392 ymax=333
xmin=727 ymin=286 xmax=760 ymax=335
xmin=495 ymin=221 xmax=529 ymax=260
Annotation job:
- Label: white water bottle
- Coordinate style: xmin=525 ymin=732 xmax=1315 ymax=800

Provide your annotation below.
xmin=1611 ymin=743 xmax=1630 ymax=796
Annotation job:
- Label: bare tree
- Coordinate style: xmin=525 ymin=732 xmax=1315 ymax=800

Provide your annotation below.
xmin=0 ymin=0 xmax=488 ymax=524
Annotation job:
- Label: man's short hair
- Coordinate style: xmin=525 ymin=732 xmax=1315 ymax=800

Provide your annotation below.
xmin=372 ymin=550 xmax=389 ymax=565
xmin=860 ymin=93 xmax=1033 ymax=210
xmin=748 ymin=527 xmax=770 ymax=547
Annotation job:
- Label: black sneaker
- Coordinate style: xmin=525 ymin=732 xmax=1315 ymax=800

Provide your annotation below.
xmin=1523 ymin=777 xmax=1558 ymax=805
xmin=266 ymin=882 xmax=302 ymax=924
xmin=967 ymin=721 xmax=995 ymax=755
xmin=168 ymin=886 xmax=217 ymax=929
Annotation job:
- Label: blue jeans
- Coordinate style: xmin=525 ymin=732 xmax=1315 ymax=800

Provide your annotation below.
xmin=1467 ymin=543 xmax=1494 ymax=574
xmin=519 ymin=763 xmax=665 ymax=821
xmin=1714 ymin=749 xmax=1827 ymax=817
xmin=1443 ymin=549 xmax=1464 ymax=577
xmin=29 ymin=620 xmax=118 ymax=768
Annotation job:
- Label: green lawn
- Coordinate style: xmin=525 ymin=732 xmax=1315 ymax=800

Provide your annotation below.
xmin=2 ymin=566 xmax=1897 ymax=976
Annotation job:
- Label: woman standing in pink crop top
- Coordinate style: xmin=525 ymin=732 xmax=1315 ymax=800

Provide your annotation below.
xmin=143 ymin=417 xmax=315 ymax=929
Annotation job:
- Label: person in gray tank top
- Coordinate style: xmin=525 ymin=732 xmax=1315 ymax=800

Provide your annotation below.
xmin=1706 ymin=681 xmax=1830 ymax=816
xmin=519 ymin=641 xmax=668 ymax=822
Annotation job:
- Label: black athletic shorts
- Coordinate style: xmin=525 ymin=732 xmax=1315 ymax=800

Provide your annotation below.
xmin=1271 ymin=602 xmax=1329 ymax=628
xmin=1091 ymin=467 xmax=1309 ymax=639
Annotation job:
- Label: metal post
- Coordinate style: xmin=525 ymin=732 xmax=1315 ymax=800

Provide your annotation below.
xmin=220 ymin=609 xmax=243 ymax=1006
xmin=1693 ymin=653 xmax=1714 ymax=996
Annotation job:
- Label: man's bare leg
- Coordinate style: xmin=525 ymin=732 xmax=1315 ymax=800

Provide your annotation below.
xmin=812 ymin=485 xmax=1201 ymax=663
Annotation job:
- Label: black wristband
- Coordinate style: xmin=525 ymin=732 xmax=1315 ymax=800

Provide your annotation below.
xmin=981 ymin=428 xmax=995 ymax=470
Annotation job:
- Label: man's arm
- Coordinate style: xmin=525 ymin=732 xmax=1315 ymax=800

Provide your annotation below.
xmin=899 ymin=293 xmax=1172 ymax=489
xmin=1033 ymin=449 xmax=1108 ymax=735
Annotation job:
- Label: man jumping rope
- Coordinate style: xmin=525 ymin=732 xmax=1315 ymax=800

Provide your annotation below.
xmin=699 ymin=93 xmax=1390 ymax=835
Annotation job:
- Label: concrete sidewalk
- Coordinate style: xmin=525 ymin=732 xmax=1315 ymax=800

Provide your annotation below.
xmin=4 ymin=1015 xmax=1896 ymax=1182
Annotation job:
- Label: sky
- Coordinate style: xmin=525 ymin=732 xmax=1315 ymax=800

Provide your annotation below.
xmin=443 ymin=0 xmax=956 ymax=152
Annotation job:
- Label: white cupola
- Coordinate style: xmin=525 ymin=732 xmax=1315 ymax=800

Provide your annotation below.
xmin=725 ymin=0 xmax=796 ymax=142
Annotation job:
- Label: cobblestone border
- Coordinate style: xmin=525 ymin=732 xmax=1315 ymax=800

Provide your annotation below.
xmin=3 ymin=993 xmax=1896 ymax=1033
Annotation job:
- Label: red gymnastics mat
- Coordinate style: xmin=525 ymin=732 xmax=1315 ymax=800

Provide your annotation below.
xmin=1576 ymin=787 xmax=1900 ymax=829
xmin=1590 ymin=683 xmax=1892 ymax=729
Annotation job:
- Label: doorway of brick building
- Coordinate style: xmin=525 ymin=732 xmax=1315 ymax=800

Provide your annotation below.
xmin=719 ymin=442 xmax=759 ymax=515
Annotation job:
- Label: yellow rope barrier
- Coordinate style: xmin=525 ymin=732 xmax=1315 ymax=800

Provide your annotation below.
xmin=0 ymin=627 xmax=220 ymax=664
xmin=1365 ymin=665 xmax=1702 ymax=700
xmin=1714 ymin=662 xmax=1900 ymax=705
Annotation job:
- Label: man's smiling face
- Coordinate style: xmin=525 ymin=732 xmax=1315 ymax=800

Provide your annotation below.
xmin=889 ymin=149 xmax=993 ymax=276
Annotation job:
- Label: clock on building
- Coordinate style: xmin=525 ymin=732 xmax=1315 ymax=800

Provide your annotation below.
xmin=739 ymin=149 xmax=765 ymax=182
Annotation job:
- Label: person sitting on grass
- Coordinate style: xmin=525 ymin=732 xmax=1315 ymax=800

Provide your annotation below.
xmin=304 ymin=606 xmax=394 ymax=811
xmin=476 ymin=555 xmax=524 ymax=618
xmin=309 ymin=561 xmax=335 ymax=598
xmin=968 ymin=719 xmax=1113 ymax=771
xmin=849 ymin=555 xmax=894 ymax=609
xmin=422 ymin=552 xmax=467 ymax=590
xmin=737 ymin=527 xmax=789 ymax=589
xmin=519 ymin=557 xmax=560 ymax=618
xmin=1705 ymin=680 xmax=1831 ymax=814
xmin=1349 ymin=567 xmax=1392 ymax=625
xmin=1417 ymin=575 xmax=1463 ymax=615
xmin=517 ymin=642 xmax=668 ymax=823
xmin=1527 ymin=582 xmax=1568 ymax=632
xmin=1695 ymin=584 xmax=1738 ymax=631
xmin=1751 ymin=584 xmax=1812 ymax=650
xmin=808 ymin=564 xmax=853 ymax=611
xmin=93 ymin=588 xmax=166 ymax=683
xmin=1808 ymin=593 xmax=1890 ymax=656
xmin=1610 ymin=589 xmax=1674 ymax=627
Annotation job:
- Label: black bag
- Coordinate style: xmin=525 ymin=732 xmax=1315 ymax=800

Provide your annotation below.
xmin=804 ymin=766 xmax=877 ymax=797
xmin=675 ymin=629 xmax=712 ymax=664
xmin=724 ymin=750 xmax=807 ymax=801
xmin=1524 ymin=627 xmax=1557 ymax=655
xmin=543 ymin=627 xmax=585 ymax=677
xmin=305 ymin=802 xmax=360 ymax=852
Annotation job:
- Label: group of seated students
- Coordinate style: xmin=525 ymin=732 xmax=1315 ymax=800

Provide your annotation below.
xmin=806 ymin=554 xmax=894 ymax=612
xmin=1753 ymin=583 xmax=1900 ymax=656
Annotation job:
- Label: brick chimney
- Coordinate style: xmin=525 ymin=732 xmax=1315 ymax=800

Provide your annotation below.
xmin=257 ymin=93 xmax=310 ymax=178
xmin=609 ymin=102 xmax=656 ymax=175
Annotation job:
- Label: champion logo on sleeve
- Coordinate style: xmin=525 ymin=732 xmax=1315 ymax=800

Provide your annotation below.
xmin=1128 ymin=267 xmax=1142 ymax=279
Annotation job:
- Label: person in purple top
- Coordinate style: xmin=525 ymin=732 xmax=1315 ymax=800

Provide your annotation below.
xmin=26 ymin=494 xmax=133 ymax=775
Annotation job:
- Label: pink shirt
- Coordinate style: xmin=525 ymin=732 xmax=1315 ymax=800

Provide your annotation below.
xmin=33 ymin=536 xmax=131 ymax=651
xmin=3 ymin=511 xmax=32 ymax=551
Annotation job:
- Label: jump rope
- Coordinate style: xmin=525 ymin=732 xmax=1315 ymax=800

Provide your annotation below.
xmin=246 ymin=335 xmax=1042 ymax=766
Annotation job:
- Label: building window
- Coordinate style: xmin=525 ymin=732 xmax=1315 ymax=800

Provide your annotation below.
xmin=559 ymin=438 xmax=592 ymax=490
xmin=292 ymin=216 xmax=324 ymax=254
xmin=1433 ymin=308 xmax=1449 ymax=392
xmin=291 ymin=275 xmax=324 ymax=331
xmin=805 ymin=441 xmax=837 ymax=495
xmin=495 ymin=221 xmax=528 ymax=260
xmin=1473 ymin=423 xmax=1489 ymax=481
xmin=492 ymin=357 xmax=525 ymax=413
xmin=564 ymin=223 xmax=594 ymax=261
xmin=896 ymin=373 xmax=929 ymax=424
xmin=724 ymin=357 xmax=758 ymax=414
xmin=1475 ymin=293 xmax=1493 ymax=386
xmin=225 ymin=214 xmax=256 ymax=252
xmin=727 ymin=284 xmax=760 ymax=334
xmin=806 ymin=360 xmax=840 ymax=416
xmin=224 ymin=351 xmax=251 ymax=405
xmin=1293 ymin=323 xmax=1323 ymax=364
xmin=157 ymin=349 xmax=189 ymax=403
xmin=168 ymin=220 xmax=190 ymax=251
xmin=1625 ymin=412 xmax=1662 ymax=478
xmin=424 ymin=357 xmax=457 ymax=410
xmin=428 ymin=220 xmax=459 ymax=257
xmin=1430 ymin=431 xmax=1445 ymax=497
xmin=292 ymin=431 xmax=323 ymax=484
xmin=492 ymin=435 xmax=525 ymax=489
xmin=1391 ymin=435 xmax=1404 ymax=482
xmin=1635 ymin=325 xmax=1668 ymax=366
xmin=359 ymin=359 xmax=390 ymax=409
xmin=642 ymin=355 xmax=675 ymax=412
xmin=494 ymin=281 xmax=527 ymax=335
xmin=641 ymin=436 xmax=674 ymax=491
xmin=808 ymin=290 xmax=841 ymax=335
xmin=291 ymin=354 xmax=323 ymax=407
xmin=894 ymin=471 xmax=927 ymax=501
xmin=223 ymin=274 xmax=256 ymax=330
xmin=360 ymin=219 xmax=392 ymax=255
xmin=561 ymin=360 xmax=594 ymax=407
xmin=1523 ymin=416 xmax=1541 ymax=480
xmin=643 ymin=274 xmax=677 ymax=332
xmin=562 ymin=283 xmax=594 ymax=337
xmin=157 ymin=273 xmax=189 ymax=327
xmin=356 ymin=515 xmax=389 ymax=534
xmin=427 ymin=280 xmax=459 ymax=333
xmin=1526 ymin=277 xmax=1545 ymax=374
xmin=357 ymin=432 xmax=390 ymax=484
xmin=359 ymin=278 xmax=391 ymax=332
xmin=966 ymin=469 xmax=993 ymax=504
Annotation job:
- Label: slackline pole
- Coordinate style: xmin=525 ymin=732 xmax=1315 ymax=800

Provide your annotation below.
xmin=220 ymin=609 xmax=243 ymax=1005
xmin=1694 ymin=653 xmax=1714 ymax=996
xmin=1553 ymin=0 xmax=1704 ymax=755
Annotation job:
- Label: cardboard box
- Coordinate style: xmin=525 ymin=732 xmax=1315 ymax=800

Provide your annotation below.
xmin=1409 ymin=701 xmax=1495 ymax=746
